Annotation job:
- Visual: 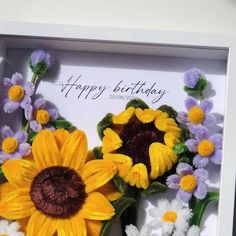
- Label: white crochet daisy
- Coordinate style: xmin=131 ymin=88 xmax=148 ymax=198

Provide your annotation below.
xmin=125 ymin=224 xmax=152 ymax=236
xmin=0 ymin=220 xmax=25 ymax=236
xmin=149 ymin=199 xmax=192 ymax=235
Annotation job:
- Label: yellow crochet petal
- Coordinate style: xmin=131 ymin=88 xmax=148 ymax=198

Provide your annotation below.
xmin=0 ymin=182 xmax=15 ymax=200
xmin=103 ymin=153 xmax=133 ymax=178
xmin=86 ymin=220 xmax=102 ymax=236
xmin=149 ymin=142 xmax=178 ymax=179
xmin=155 ymin=117 xmax=174 ymax=132
xmin=168 ymin=131 xmax=181 ymax=139
xmin=27 ymin=211 xmax=57 ymax=236
xmin=2 ymin=159 xmax=37 ymax=188
xmin=112 ymin=107 xmax=135 ymax=124
xmin=135 ymin=108 xmax=157 ymax=123
xmin=57 ymin=213 xmax=87 ymax=236
xmin=124 ymin=163 xmax=149 ymax=189
xmin=61 ymin=130 xmax=88 ymax=170
xmin=32 ymin=129 xmax=60 ymax=170
xmin=164 ymin=133 xmax=181 ymax=148
xmin=102 ymin=128 xmax=123 ymax=153
xmin=86 ymin=150 xmax=95 ymax=162
xmin=80 ymin=192 xmax=115 ymax=220
xmin=96 ymin=182 xmax=123 ymax=201
xmin=53 ymin=128 xmax=70 ymax=150
xmin=80 ymin=160 xmax=117 ymax=193
xmin=155 ymin=111 xmax=169 ymax=120
xmin=0 ymin=188 xmax=35 ymax=219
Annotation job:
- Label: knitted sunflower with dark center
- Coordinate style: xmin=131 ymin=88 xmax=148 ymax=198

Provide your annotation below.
xmin=100 ymin=105 xmax=181 ymax=189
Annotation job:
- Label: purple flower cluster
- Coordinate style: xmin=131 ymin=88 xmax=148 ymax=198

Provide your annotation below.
xmin=2 ymin=73 xmax=34 ymax=113
xmin=0 ymin=126 xmax=31 ymax=163
xmin=167 ymin=163 xmax=208 ymax=202
xmin=177 ymin=97 xmax=215 ymax=129
xmin=25 ymin=97 xmax=59 ymax=132
xmin=185 ymin=125 xmax=222 ymax=167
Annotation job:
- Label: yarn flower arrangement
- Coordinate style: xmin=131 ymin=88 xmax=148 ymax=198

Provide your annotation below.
xmin=0 ymin=49 xmax=222 ymax=236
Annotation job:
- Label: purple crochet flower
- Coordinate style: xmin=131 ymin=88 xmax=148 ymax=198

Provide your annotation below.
xmin=0 ymin=126 xmax=31 ymax=163
xmin=184 ymin=68 xmax=204 ymax=88
xmin=185 ymin=125 xmax=222 ymax=167
xmin=1 ymin=73 xmax=35 ymax=113
xmin=167 ymin=163 xmax=208 ymax=203
xmin=30 ymin=49 xmax=54 ymax=76
xmin=24 ymin=97 xmax=59 ymax=132
xmin=177 ymin=97 xmax=215 ymax=128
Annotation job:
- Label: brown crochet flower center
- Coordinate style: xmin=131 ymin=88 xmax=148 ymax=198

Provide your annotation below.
xmin=118 ymin=116 xmax=165 ymax=172
xmin=30 ymin=166 xmax=86 ymax=218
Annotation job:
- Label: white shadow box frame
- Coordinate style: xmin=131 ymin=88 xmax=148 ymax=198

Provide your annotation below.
xmin=0 ymin=21 xmax=236 ymax=236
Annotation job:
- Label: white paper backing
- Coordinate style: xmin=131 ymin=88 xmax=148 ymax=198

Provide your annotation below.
xmin=1 ymin=49 xmax=227 ymax=236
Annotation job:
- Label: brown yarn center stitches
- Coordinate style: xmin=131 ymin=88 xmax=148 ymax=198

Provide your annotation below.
xmin=30 ymin=166 xmax=86 ymax=218
xmin=118 ymin=116 xmax=165 ymax=172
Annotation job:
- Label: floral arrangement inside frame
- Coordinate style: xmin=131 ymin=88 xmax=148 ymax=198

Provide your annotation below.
xmin=0 ymin=50 xmax=223 ymax=236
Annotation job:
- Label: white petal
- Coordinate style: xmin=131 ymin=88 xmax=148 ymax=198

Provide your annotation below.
xmin=187 ymin=225 xmax=200 ymax=236
xmin=162 ymin=222 xmax=174 ymax=235
xmin=125 ymin=224 xmax=140 ymax=236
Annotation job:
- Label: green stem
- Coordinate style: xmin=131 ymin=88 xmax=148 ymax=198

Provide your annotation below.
xmin=23 ymin=122 xmax=30 ymax=133
xmin=120 ymin=189 xmax=139 ymax=236
xmin=190 ymin=192 xmax=219 ymax=226
xmin=31 ymin=73 xmax=38 ymax=84
xmin=200 ymin=92 xmax=205 ymax=101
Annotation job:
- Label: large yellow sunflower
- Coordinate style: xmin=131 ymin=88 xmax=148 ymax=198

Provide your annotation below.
xmin=0 ymin=129 xmax=118 ymax=236
xmin=101 ymin=107 xmax=181 ymax=189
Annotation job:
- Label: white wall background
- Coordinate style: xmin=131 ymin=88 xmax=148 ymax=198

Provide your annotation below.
xmin=0 ymin=0 xmax=235 ymax=34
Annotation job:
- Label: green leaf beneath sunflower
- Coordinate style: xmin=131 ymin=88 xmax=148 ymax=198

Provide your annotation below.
xmin=92 ymin=146 xmax=103 ymax=159
xmin=125 ymin=98 xmax=149 ymax=109
xmin=97 ymin=113 xmax=114 ymax=139
xmin=158 ymin=105 xmax=178 ymax=119
xmin=52 ymin=119 xmax=74 ymax=130
xmin=181 ymin=127 xmax=190 ymax=142
xmin=101 ymin=197 xmax=136 ymax=236
xmin=113 ymin=176 xmax=128 ymax=194
xmin=141 ymin=181 xmax=168 ymax=197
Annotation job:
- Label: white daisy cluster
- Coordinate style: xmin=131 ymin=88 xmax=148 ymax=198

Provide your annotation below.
xmin=0 ymin=220 xmax=25 ymax=236
xmin=125 ymin=199 xmax=200 ymax=236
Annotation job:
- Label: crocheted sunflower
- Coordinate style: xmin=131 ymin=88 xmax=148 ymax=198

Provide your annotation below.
xmin=98 ymin=101 xmax=181 ymax=189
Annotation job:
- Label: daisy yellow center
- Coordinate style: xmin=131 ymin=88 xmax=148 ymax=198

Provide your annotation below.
xmin=198 ymin=140 xmax=214 ymax=157
xmin=188 ymin=106 xmax=205 ymax=124
xmin=30 ymin=166 xmax=86 ymax=218
xmin=2 ymin=137 xmax=19 ymax=154
xmin=8 ymin=85 xmax=25 ymax=102
xmin=0 ymin=234 xmax=8 ymax=236
xmin=180 ymin=175 xmax=197 ymax=192
xmin=162 ymin=211 xmax=177 ymax=223
xmin=35 ymin=109 xmax=50 ymax=125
